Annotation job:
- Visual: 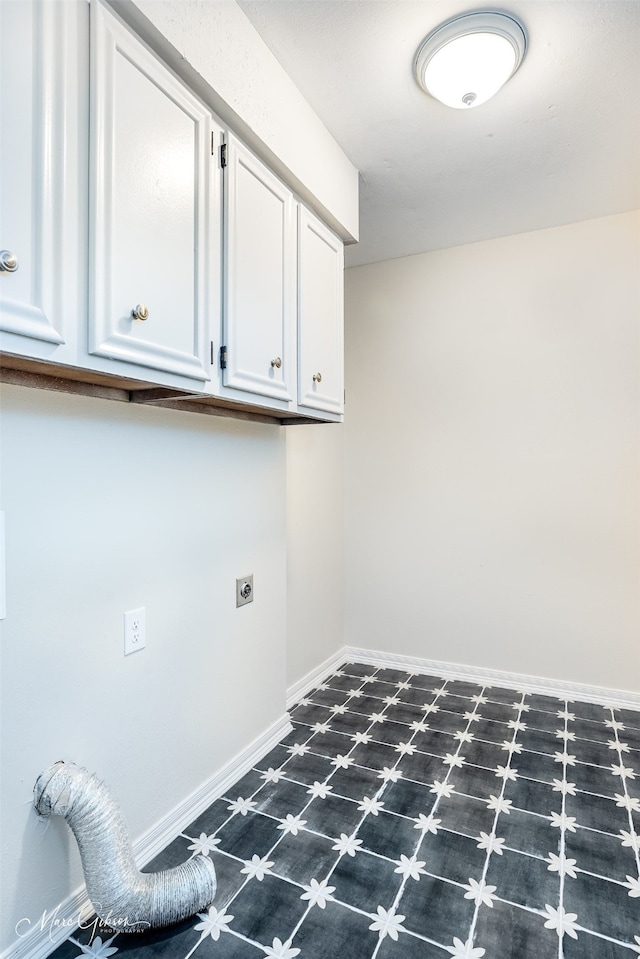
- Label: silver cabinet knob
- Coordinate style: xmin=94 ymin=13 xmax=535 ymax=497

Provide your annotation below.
xmin=271 ymin=356 xmax=282 ymax=369
xmin=312 ymin=372 xmax=322 ymax=383
xmin=131 ymin=304 xmax=149 ymax=321
xmin=0 ymin=250 xmax=19 ymax=273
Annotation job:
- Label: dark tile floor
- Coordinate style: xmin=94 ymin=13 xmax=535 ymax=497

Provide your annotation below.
xmin=52 ymin=662 xmax=640 ymax=958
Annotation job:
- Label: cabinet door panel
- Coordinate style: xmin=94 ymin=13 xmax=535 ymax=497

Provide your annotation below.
xmin=223 ymin=135 xmax=295 ymax=403
xmin=298 ymin=207 xmax=344 ymax=414
xmin=0 ymin=1 xmax=84 ymax=353
xmin=89 ymin=1 xmax=214 ymax=382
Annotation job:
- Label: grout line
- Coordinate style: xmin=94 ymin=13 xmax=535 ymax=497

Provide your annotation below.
xmin=466 ymin=689 xmax=527 ymax=951
xmin=556 ymin=700 xmax=570 ymax=959
xmin=368 ymin=676 xmax=485 ymax=957
xmin=608 ymin=710 xmax=640 ymax=881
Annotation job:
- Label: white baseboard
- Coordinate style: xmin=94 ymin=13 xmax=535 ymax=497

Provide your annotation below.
xmin=285 ymin=644 xmax=640 ymax=712
xmin=5 ymin=713 xmax=292 ymax=959
xmin=343 ymin=645 xmax=640 ymax=711
xmin=286 ymin=647 xmax=347 ymax=711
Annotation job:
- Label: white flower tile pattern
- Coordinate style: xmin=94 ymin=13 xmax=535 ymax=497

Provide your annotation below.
xmin=51 ymin=662 xmax=640 ymax=959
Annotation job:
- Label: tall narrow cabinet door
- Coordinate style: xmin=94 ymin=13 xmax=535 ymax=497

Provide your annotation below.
xmin=223 ymin=135 xmax=295 ymax=404
xmin=297 ymin=207 xmax=344 ymax=415
xmin=0 ymin=1 xmax=85 ymax=357
xmin=89 ymin=1 xmax=216 ymax=383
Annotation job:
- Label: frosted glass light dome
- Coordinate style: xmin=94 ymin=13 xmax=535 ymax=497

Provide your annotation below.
xmin=415 ymin=12 xmax=527 ymax=109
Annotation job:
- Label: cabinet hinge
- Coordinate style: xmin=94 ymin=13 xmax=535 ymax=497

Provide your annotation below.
xmin=220 ymin=143 xmax=227 ymax=168
xmin=220 ymin=345 xmax=228 ymax=370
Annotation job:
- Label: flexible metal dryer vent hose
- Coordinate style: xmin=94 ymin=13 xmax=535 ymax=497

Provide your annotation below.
xmin=33 ymin=760 xmax=217 ymax=933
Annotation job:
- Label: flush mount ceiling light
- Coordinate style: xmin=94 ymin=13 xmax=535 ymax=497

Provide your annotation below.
xmin=414 ymin=11 xmax=527 ymax=109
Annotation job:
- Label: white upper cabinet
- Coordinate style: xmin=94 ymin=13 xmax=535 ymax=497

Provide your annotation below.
xmin=0 ymin=1 xmax=346 ymax=423
xmin=222 ymin=134 xmax=296 ymax=405
xmin=0 ymin=0 xmax=86 ymax=360
xmin=297 ymin=207 xmax=344 ymax=416
xmin=88 ymin=1 xmax=220 ymax=384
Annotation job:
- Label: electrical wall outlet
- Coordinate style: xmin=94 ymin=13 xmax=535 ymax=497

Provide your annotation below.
xmin=236 ymin=575 xmax=254 ymax=607
xmin=124 ymin=607 xmax=146 ymax=655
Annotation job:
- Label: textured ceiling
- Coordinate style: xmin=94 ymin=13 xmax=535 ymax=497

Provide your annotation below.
xmin=238 ymin=0 xmax=640 ymax=266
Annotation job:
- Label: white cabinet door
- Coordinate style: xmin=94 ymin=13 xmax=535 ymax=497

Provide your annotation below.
xmin=0 ymin=1 xmax=85 ymax=359
xmin=223 ymin=134 xmax=296 ymax=404
xmin=297 ymin=207 xmax=344 ymax=415
xmin=89 ymin=1 xmax=218 ymax=383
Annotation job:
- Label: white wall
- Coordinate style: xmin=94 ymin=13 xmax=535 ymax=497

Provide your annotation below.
xmin=344 ymin=211 xmax=640 ymax=694
xmin=0 ymin=387 xmax=287 ymax=951
xmin=286 ymin=425 xmax=345 ymax=689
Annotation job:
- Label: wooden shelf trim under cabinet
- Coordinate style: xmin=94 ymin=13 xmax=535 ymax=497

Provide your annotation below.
xmin=0 ymin=354 xmax=328 ymax=426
